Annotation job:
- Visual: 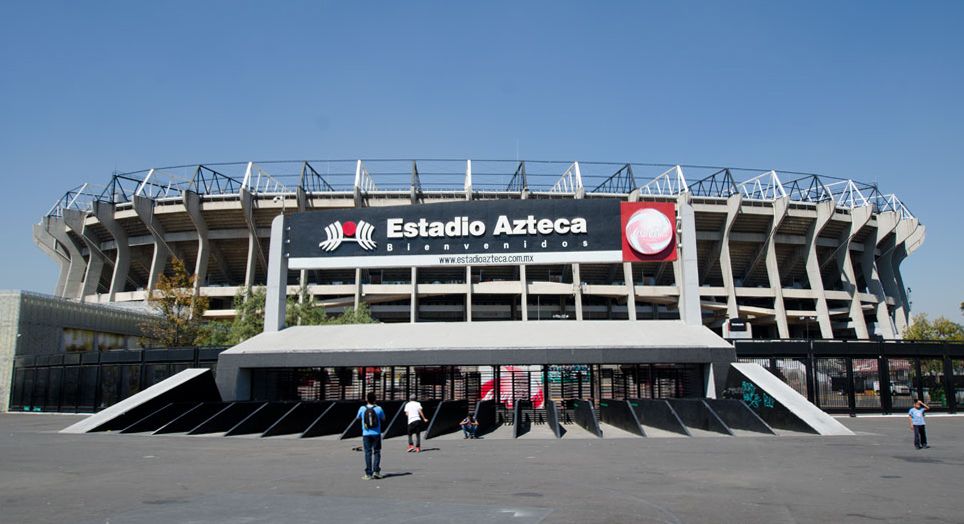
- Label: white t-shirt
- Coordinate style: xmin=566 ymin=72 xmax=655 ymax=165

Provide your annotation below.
xmin=404 ymin=401 xmax=423 ymax=424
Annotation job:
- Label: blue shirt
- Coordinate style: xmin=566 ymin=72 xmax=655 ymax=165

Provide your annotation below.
xmin=356 ymin=404 xmax=386 ymax=436
xmin=908 ymin=407 xmax=926 ymax=426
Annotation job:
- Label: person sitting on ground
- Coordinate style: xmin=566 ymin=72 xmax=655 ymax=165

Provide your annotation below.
xmin=460 ymin=413 xmax=480 ymax=439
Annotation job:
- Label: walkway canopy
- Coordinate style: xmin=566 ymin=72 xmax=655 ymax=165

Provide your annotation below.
xmin=215 ymin=321 xmax=735 ymax=400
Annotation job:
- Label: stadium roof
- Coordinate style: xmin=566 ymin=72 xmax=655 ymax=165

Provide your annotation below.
xmin=45 ymin=159 xmax=915 ymax=220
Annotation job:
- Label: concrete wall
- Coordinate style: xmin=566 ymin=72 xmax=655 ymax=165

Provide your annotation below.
xmin=0 ymin=293 xmax=22 ymax=411
xmin=0 ymin=290 xmax=156 ymax=412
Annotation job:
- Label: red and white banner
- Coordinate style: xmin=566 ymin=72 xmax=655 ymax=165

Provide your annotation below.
xmin=620 ymin=202 xmax=678 ymax=262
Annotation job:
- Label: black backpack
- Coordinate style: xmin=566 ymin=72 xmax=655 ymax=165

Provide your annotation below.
xmin=363 ymin=406 xmax=379 ymax=430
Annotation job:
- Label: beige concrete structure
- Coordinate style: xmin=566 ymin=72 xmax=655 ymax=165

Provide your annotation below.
xmin=36 ymin=161 xmax=923 ymax=339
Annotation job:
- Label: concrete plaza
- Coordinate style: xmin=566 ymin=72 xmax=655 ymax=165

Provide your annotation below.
xmin=0 ymin=413 xmax=960 ymax=523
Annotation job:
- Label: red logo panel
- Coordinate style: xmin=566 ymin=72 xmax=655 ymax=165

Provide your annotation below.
xmin=620 ymin=202 xmax=677 ymax=262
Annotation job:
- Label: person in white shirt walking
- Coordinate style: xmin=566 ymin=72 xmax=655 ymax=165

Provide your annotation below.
xmin=404 ymin=394 xmax=429 ymax=453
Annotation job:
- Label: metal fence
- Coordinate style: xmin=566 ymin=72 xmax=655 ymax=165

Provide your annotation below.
xmin=8 ymin=347 xmax=225 ymax=413
xmin=733 ymin=340 xmax=964 ymax=415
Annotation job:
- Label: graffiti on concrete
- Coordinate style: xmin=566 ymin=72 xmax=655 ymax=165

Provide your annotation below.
xmin=742 ymin=381 xmax=774 ymax=410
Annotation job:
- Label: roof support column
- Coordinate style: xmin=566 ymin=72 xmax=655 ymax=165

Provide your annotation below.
xmin=464 ymin=160 xmax=473 ymax=201
xmin=183 ymin=191 xmax=209 ymax=295
xmin=465 ymin=266 xmax=473 ymax=322
xmin=295 ymin=185 xmax=309 ymax=291
xmin=354 ymin=268 xmax=362 ymax=310
xmin=839 ymin=207 xmax=873 ymax=339
xmin=572 ymin=263 xmax=583 ymax=321
xmin=891 ymin=221 xmax=925 ymax=337
xmin=623 ymin=262 xmax=636 ymax=321
xmin=764 ymin=197 xmax=790 ymax=338
xmin=63 ymin=209 xmax=108 ymax=300
xmin=520 ymin=265 xmax=528 ymax=321
xmin=92 ymin=201 xmax=129 ymax=300
xmin=887 ymin=218 xmax=918 ymax=336
xmin=861 ymin=210 xmax=896 ymax=339
xmin=133 ymin=195 xmax=172 ymax=292
xmin=32 ymin=222 xmax=70 ymax=297
xmin=239 ymin=188 xmax=267 ymax=287
xmin=410 ymin=267 xmax=418 ymax=323
xmin=717 ymin=194 xmax=742 ymax=319
xmin=676 ymin=192 xmax=703 ymax=326
xmin=803 ymin=200 xmax=835 ymax=338
xmin=263 ymin=214 xmax=288 ymax=333
xmin=43 ymin=216 xmax=86 ymax=299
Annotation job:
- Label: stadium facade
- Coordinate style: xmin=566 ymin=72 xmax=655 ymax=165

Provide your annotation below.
xmin=15 ymin=158 xmax=956 ymax=438
xmin=36 ymin=159 xmax=924 ymax=340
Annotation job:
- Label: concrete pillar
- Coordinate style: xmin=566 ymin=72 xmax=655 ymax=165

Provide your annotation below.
xmin=717 ymin=194 xmax=742 ymax=319
xmin=572 ymin=263 xmax=583 ymax=321
xmin=888 ymin=218 xmax=918 ymax=334
xmin=623 ymin=262 xmax=636 ymax=321
xmin=838 ymin=206 xmax=874 ymax=339
xmin=32 ymin=223 xmax=70 ymax=297
xmin=520 ymin=265 xmax=528 ymax=321
xmin=891 ymin=221 xmax=925 ymax=337
xmin=183 ymin=191 xmax=210 ymax=294
xmin=263 ymin=215 xmax=288 ymax=333
xmin=410 ymin=267 xmax=418 ymax=323
xmin=861 ymin=209 xmax=897 ymax=339
xmin=765 ymin=197 xmax=790 ymax=338
xmin=92 ymin=201 xmax=130 ymax=300
xmin=354 ymin=268 xmax=362 ymax=310
xmin=62 ymin=209 xmax=107 ymax=301
xmin=676 ymin=193 xmax=702 ymax=326
xmin=464 ymin=160 xmax=473 ymax=201
xmin=43 ymin=216 xmax=86 ymax=299
xmin=239 ymin=188 xmax=267 ymax=287
xmin=295 ymin=186 xmax=309 ymax=292
xmin=803 ymin=200 xmax=835 ymax=338
xmin=465 ymin=266 xmax=473 ymax=321
xmin=132 ymin=195 xmax=171 ymax=292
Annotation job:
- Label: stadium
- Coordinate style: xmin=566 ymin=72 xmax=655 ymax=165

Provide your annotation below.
xmin=9 ymin=158 xmax=958 ymax=441
xmin=35 ymin=159 xmax=923 ymax=339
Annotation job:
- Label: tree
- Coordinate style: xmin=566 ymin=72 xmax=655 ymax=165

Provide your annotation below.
xmin=140 ymin=257 xmax=209 ymax=347
xmin=286 ymin=285 xmax=328 ymax=326
xmin=903 ymin=313 xmax=964 ymax=342
xmin=196 ymin=321 xmax=233 ymax=346
xmin=229 ymin=286 xmax=266 ymax=343
xmin=330 ymin=303 xmax=376 ymax=325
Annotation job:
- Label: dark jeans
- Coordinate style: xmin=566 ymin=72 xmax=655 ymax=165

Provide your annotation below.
xmin=913 ymin=425 xmax=928 ymax=448
xmin=462 ymin=425 xmax=478 ymax=437
xmin=363 ymin=435 xmax=381 ymax=475
xmin=407 ymin=421 xmax=422 ymax=447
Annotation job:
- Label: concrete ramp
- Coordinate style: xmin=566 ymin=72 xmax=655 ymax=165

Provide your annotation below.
xmin=598 ymin=400 xmax=645 ymax=437
xmin=570 ymin=399 xmax=602 ymax=438
xmin=665 ymin=399 xmax=732 ymax=436
xmin=60 ymin=369 xmax=220 ymax=434
xmin=729 ymin=363 xmax=853 ymax=436
xmin=302 ymin=401 xmax=363 ymax=438
xmin=426 ymin=400 xmax=469 ymax=439
xmin=629 ymin=399 xmax=689 ymax=436
xmin=262 ymin=401 xmax=331 ymax=437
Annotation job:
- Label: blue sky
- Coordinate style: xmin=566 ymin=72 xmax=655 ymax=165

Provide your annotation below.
xmin=1 ymin=1 xmax=961 ymax=319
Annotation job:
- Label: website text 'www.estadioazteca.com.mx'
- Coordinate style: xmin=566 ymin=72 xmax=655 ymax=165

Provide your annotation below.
xmin=437 ymin=254 xmax=534 ymax=265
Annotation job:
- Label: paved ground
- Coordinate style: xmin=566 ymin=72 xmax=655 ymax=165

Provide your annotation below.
xmin=1 ymin=413 xmax=962 ymax=523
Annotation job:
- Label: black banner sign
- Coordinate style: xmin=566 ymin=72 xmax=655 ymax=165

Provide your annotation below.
xmin=285 ymin=199 xmax=676 ymax=269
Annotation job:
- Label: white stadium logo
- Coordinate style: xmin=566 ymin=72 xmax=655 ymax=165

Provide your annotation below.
xmin=625 ymin=208 xmax=673 ymax=255
xmin=319 ymin=220 xmax=377 ymax=252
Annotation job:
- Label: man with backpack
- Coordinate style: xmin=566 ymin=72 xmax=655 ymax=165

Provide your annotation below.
xmin=356 ymin=391 xmax=386 ymax=480
xmin=404 ymin=394 xmax=429 ymax=453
